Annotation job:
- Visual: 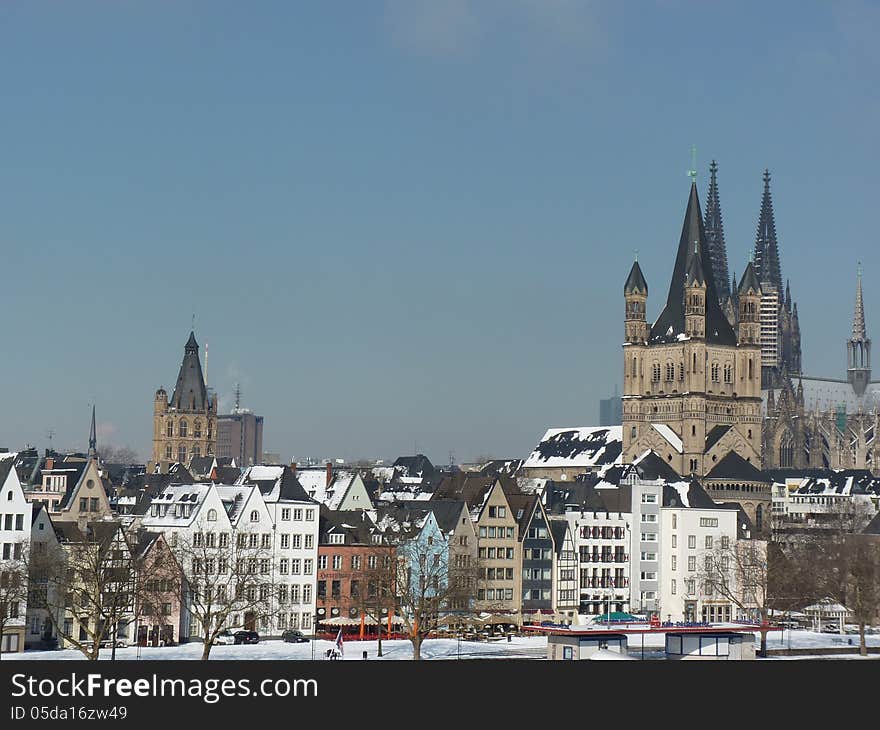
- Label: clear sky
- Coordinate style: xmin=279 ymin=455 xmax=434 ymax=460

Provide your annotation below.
xmin=2 ymin=1 xmax=877 ymax=465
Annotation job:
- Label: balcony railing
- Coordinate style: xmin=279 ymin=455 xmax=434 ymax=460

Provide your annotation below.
xmin=580 ymin=577 xmax=629 ymax=589
xmin=579 ymin=553 xmax=629 ymax=563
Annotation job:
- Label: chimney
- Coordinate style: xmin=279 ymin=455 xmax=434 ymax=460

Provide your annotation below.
xmin=289 ymin=461 xmax=297 ymax=476
xmin=46 ymin=457 xmax=55 ymax=470
xmin=325 ymin=461 xmax=333 ymax=488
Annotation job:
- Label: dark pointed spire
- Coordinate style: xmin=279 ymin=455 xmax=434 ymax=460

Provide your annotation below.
xmin=703 ymin=160 xmax=731 ymax=302
xmin=624 ymin=259 xmax=648 ymax=295
xmin=649 ymin=182 xmax=737 ymax=345
xmin=784 ymin=280 xmax=792 ymax=312
xmin=170 ymin=331 xmax=208 ymax=412
xmin=738 ymin=261 xmax=761 ymax=295
xmin=853 ymin=265 xmax=867 ymax=341
xmin=753 ymin=169 xmax=782 ymax=290
xmin=88 ymin=405 xmax=97 ymax=458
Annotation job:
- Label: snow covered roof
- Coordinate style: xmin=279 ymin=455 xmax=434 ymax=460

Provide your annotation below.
xmin=651 ymin=423 xmax=683 ymax=454
xmin=523 ymin=427 xmax=623 ymax=469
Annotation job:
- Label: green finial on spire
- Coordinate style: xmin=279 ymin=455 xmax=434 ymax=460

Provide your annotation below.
xmin=634 ymin=249 xmax=639 ymax=263
xmin=687 ymin=144 xmax=697 ymax=183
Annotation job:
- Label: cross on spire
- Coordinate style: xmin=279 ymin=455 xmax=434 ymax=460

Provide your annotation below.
xmin=687 ymin=145 xmax=697 ymax=183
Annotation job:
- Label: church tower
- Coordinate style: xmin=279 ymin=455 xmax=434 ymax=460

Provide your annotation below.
xmin=622 ymin=180 xmax=762 ymax=476
xmin=151 ymin=331 xmax=217 ymax=472
xmin=847 ymin=266 xmax=872 ymax=397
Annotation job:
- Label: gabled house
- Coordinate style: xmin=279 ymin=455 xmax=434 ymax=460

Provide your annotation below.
xmin=23 ymin=456 xmax=113 ymax=527
xmin=25 ymin=504 xmax=61 ymax=649
xmin=508 ymin=494 xmax=554 ymax=617
xmin=1 ymin=455 xmax=31 ymax=652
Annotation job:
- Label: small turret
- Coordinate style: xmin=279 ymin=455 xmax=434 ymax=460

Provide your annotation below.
xmin=737 ymin=261 xmax=762 ymax=346
xmin=684 ymin=242 xmax=707 ymax=338
xmin=624 ymin=259 xmax=649 ymax=344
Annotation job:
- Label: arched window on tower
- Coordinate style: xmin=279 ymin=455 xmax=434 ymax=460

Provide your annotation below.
xmin=693 ymin=353 xmax=697 ymax=372
xmin=666 ymin=362 xmax=675 ymax=382
xmin=194 ymin=420 xmax=202 ymax=438
xmin=652 ymin=363 xmax=661 ymax=383
xmin=165 ymin=444 xmax=173 ymax=460
xmin=755 ymin=504 xmax=764 ymax=532
xmin=631 ymin=357 xmax=637 ymax=378
xmin=179 ymin=420 xmax=188 ymax=438
xmin=711 ymin=362 xmax=720 ymax=383
xmin=723 ymin=364 xmax=732 ymax=383
xmin=679 ymin=362 xmax=685 ymax=381
xmin=178 ymin=445 xmax=187 ymax=464
xmin=192 ymin=446 xmax=201 ymax=459
xmin=748 ymin=358 xmax=754 ymax=379
xmin=166 ymin=421 xmax=173 ymax=438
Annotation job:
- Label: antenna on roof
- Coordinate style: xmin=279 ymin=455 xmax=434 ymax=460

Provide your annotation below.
xmin=234 ymin=383 xmax=241 ymax=412
xmin=46 ymin=429 xmax=55 ymax=451
xmin=204 ymin=342 xmax=209 ymax=389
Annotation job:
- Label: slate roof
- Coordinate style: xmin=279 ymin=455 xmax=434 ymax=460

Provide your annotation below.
xmin=0 ymin=458 xmax=14 ymax=488
xmin=319 ymin=508 xmax=378 ymax=545
xmin=431 ymin=474 xmax=520 ymax=512
xmin=169 ymin=331 xmax=208 ymax=412
xmin=213 ymin=466 xmax=243 ymax=484
xmin=863 ymin=511 xmax=880 ymax=536
xmin=649 ymin=182 xmax=737 ymax=346
xmin=624 ymin=260 xmax=648 ymax=295
xmin=392 ymin=455 xmax=436 ymax=480
xmin=523 ymin=426 xmax=623 ymax=469
xmin=738 ymin=261 xmax=761 ymax=295
xmin=189 ymin=456 xmax=215 ymax=477
xmin=662 ymin=478 xmax=719 ymax=509
xmin=549 ymin=518 xmax=570 ymax=555
xmin=704 ymin=452 xmax=770 ymax=483
xmin=704 ymin=425 xmax=732 ymax=453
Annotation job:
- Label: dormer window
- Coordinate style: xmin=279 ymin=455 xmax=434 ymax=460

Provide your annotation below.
xmin=250 ymin=510 xmax=260 ymax=522
xmin=329 ymin=533 xmax=344 ymax=545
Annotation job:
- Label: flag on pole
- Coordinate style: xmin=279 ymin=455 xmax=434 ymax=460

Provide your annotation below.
xmin=334 ymin=628 xmax=344 ymax=657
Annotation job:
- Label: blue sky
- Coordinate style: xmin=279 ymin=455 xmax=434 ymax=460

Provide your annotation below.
xmin=1 ymin=1 xmax=878 ymax=464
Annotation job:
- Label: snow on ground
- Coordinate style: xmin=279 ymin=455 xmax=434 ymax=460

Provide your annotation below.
xmin=5 ymin=637 xmax=548 ymax=662
xmin=6 ymin=630 xmax=879 ymax=661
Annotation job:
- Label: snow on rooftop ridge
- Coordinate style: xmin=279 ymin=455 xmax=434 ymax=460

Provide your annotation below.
xmin=651 ymin=423 xmax=683 ymax=454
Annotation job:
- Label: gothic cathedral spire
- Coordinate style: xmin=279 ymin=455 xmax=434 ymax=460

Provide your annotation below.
xmin=703 ymin=160 xmax=731 ymax=303
xmin=753 ymin=169 xmax=782 ymax=290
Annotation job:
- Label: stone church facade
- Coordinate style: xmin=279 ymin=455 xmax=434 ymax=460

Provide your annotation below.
xmin=151 ymin=331 xmax=217 ymax=472
xmin=624 ymin=163 xmax=878 ymax=476
xmin=621 ymin=180 xmax=763 ymax=477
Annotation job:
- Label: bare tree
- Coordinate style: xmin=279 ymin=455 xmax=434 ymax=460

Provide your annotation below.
xmin=167 ymin=532 xmax=276 ymax=660
xmin=29 ymin=522 xmax=135 ymax=661
xmin=697 ymin=537 xmax=772 ymax=655
xmin=0 ymin=542 xmax=29 ymax=659
xmin=351 ymin=545 xmax=398 ymax=657
xmin=385 ymin=534 xmax=479 ymax=660
xmin=807 ymin=500 xmax=878 ymax=654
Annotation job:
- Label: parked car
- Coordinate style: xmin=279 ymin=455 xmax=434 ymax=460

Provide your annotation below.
xmin=214 ymin=630 xmax=236 ymax=645
xmin=99 ymin=638 xmax=128 ymax=649
xmin=822 ymin=623 xmax=841 ymax=633
xmin=281 ymin=630 xmax=309 ymax=643
xmin=234 ymin=630 xmax=260 ymax=645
